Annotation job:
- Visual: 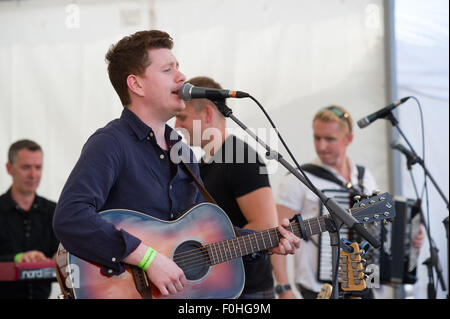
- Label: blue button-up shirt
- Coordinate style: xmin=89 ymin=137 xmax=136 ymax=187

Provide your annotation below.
xmin=53 ymin=108 xmax=204 ymax=274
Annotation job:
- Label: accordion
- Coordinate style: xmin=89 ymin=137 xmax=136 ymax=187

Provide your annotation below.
xmin=378 ymin=196 xmax=421 ymax=284
xmin=317 ymin=189 xmax=352 ymax=283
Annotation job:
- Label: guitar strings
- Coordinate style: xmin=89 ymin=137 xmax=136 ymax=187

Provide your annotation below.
xmin=173 ymin=215 xmax=334 ymax=270
xmin=174 ymin=225 xmax=306 ymax=273
xmin=170 ymin=203 xmax=378 ymax=273
xmin=167 ymin=203 xmax=369 ymax=264
xmin=172 ymin=227 xmax=288 ymax=269
xmin=170 ymin=216 xmax=323 ymax=262
xmin=171 ymin=218 xmax=326 ymax=267
xmin=171 ymin=205 xmax=368 ymax=263
xmin=171 ymin=221 xmax=310 ymax=271
xmin=172 ymin=223 xmax=295 ymax=262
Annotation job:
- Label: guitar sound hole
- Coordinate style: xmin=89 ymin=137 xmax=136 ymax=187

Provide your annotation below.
xmin=173 ymin=240 xmax=210 ymax=281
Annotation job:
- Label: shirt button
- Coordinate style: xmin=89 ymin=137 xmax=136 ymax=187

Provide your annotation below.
xmin=160 ymin=154 xmax=164 ymax=159
xmin=169 ymin=185 xmax=172 ymax=190
xmin=111 ymin=257 xmax=116 ymax=262
xmin=149 ymin=132 xmax=154 ymax=137
xmin=146 ymin=136 xmax=150 ymax=140
xmin=108 ymin=269 xmax=113 ymax=274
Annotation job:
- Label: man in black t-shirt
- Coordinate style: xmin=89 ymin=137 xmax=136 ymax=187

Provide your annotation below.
xmin=175 ymin=76 xmax=280 ymax=298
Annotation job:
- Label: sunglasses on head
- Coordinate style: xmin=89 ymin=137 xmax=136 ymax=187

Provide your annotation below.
xmin=324 ymin=106 xmax=352 ymax=133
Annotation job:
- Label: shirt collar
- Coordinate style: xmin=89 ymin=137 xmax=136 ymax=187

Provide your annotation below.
xmin=121 ymin=108 xmax=152 ymax=141
xmin=1 ymin=188 xmax=17 ymax=212
xmin=1 ymin=187 xmax=46 ymax=213
xmin=121 ymin=108 xmax=182 ymax=147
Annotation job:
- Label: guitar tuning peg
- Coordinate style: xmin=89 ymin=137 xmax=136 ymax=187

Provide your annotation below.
xmin=383 ymin=220 xmax=389 ymax=225
xmin=372 ymin=190 xmax=381 ymax=196
xmin=353 ymin=195 xmax=361 ymax=202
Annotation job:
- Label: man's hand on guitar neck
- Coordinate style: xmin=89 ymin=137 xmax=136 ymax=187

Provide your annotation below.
xmin=269 ymin=218 xmax=301 ymax=255
xmin=123 ymin=243 xmax=187 ymax=296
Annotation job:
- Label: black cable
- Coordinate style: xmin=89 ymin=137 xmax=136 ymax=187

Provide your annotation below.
xmin=403 ymin=97 xmax=437 ymax=290
xmin=248 ymin=95 xmax=327 ymax=204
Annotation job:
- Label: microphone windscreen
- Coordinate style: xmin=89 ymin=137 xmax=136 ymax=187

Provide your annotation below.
xmin=179 ymin=83 xmax=193 ymax=101
xmin=357 ymin=118 xmax=369 ymax=129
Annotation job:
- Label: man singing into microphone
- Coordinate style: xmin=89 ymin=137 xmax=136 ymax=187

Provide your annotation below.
xmin=53 ymin=30 xmax=300 ymax=298
xmin=271 ymin=105 xmax=424 ymax=299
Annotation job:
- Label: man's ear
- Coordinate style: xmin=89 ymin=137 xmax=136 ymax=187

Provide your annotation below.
xmin=204 ymin=104 xmax=216 ymax=124
xmin=346 ymin=132 xmax=354 ymax=145
xmin=127 ymin=74 xmax=145 ymax=97
xmin=6 ymin=162 xmax=12 ymax=176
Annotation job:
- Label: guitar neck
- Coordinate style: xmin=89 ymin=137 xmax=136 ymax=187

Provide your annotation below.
xmin=205 ymin=215 xmax=328 ymax=265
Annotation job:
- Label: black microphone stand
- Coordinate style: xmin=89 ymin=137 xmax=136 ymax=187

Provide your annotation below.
xmin=386 ymin=112 xmax=449 ymax=210
xmin=213 ymin=100 xmax=381 ymax=299
xmin=444 ymin=216 xmax=449 ymax=299
xmin=386 ymin=111 xmax=448 ymax=298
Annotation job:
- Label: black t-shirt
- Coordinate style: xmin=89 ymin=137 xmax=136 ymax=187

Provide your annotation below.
xmin=0 ymin=189 xmax=59 ymax=299
xmin=199 ymin=135 xmax=273 ymax=294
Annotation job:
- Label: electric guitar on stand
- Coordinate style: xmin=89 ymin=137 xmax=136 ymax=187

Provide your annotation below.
xmin=56 ymin=193 xmax=395 ymax=299
xmin=339 ymin=240 xmax=370 ymax=299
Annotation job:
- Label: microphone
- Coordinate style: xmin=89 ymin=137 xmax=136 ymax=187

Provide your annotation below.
xmin=391 ymin=141 xmax=416 ymax=161
xmin=178 ymin=83 xmax=249 ymax=101
xmin=391 ymin=140 xmax=422 ymax=168
xmin=357 ymin=97 xmax=410 ymax=129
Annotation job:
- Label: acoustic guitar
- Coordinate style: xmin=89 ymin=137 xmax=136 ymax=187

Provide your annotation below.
xmin=56 ymin=192 xmax=394 ymax=299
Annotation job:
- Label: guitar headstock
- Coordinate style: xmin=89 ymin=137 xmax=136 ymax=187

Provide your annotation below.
xmin=351 ymin=192 xmax=395 ymax=225
xmin=339 ymin=240 xmax=367 ymax=292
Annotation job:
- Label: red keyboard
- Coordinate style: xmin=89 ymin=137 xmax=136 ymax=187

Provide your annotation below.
xmin=0 ymin=261 xmax=56 ymax=281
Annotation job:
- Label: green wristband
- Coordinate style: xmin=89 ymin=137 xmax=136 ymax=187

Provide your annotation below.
xmin=14 ymin=252 xmax=24 ymax=263
xmin=142 ymin=249 xmax=156 ymax=271
xmin=138 ymin=247 xmax=156 ymax=271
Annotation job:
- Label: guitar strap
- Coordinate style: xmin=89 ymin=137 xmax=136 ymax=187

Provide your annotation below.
xmin=181 ymin=161 xmax=218 ymax=205
xmin=131 ymin=266 xmax=153 ymax=299
xmin=181 ymin=160 xmax=241 ymax=237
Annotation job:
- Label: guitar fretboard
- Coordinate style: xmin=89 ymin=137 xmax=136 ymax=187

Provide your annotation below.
xmin=205 ymin=215 xmax=329 ymax=265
